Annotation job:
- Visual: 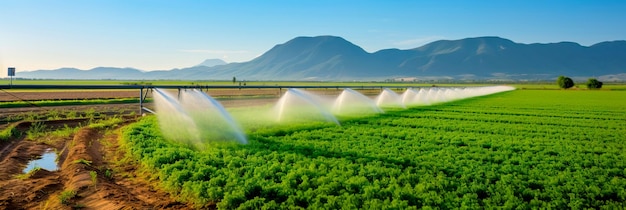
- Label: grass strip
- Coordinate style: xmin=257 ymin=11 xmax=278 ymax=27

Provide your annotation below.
xmin=0 ymin=98 xmax=150 ymax=108
xmin=0 ymin=124 xmax=17 ymax=141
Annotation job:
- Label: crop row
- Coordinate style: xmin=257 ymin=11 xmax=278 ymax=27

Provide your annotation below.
xmin=0 ymin=98 xmax=145 ymax=108
xmin=121 ymin=90 xmax=626 ymax=209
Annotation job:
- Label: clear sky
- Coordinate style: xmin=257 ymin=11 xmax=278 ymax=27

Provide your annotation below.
xmin=1 ymin=0 xmax=625 ymax=74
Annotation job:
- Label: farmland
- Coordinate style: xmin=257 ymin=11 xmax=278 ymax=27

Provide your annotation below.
xmin=120 ymin=90 xmax=626 ymax=209
xmin=4 ymin=79 xmax=626 ymax=89
xmin=0 ymin=85 xmax=624 ymax=209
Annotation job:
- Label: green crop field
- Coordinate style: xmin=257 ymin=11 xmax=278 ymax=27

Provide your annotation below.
xmin=121 ymin=90 xmax=625 ymax=209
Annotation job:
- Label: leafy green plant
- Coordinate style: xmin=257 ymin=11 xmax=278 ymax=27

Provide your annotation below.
xmin=0 ymin=125 xmax=17 ymax=141
xmin=85 ymin=108 xmax=96 ymax=120
xmin=88 ymin=117 xmax=124 ymax=129
xmin=73 ymin=159 xmax=92 ymax=166
xmin=22 ymin=111 xmax=39 ymax=121
xmin=66 ymin=110 xmax=78 ymax=119
xmin=59 ymin=190 xmax=76 ymax=205
xmin=14 ymin=166 xmax=41 ymax=179
xmin=47 ymin=110 xmax=60 ymax=120
xmin=90 ymin=171 xmax=97 ymax=189
xmin=120 ymin=90 xmax=626 ymax=209
xmin=26 ymin=121 xmax=47 ymax=139
xmin=50 ymin=124 xmax=80 ymax=138
xmin=105 ymin=169 xmax=113 ymax=179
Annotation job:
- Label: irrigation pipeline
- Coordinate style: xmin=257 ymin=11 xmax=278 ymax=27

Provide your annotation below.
xmin=0 ymin=84 xmax=457 ymax=114
xmin=0 ymin=84 xmax=444 ymax=90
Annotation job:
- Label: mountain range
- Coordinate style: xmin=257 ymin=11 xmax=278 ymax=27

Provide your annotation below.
xmin=17 ymin=36 xmax=626 ymax=81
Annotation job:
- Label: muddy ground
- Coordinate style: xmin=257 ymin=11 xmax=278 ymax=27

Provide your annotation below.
xmin=0 ymin=88 xmax=387 ymax=209
xmin=0 ymin=119 xmax=195 ymax=210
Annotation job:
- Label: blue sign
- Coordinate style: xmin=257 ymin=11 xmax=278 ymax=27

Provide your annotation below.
xmin=8 ymin=67 xmax=15 ymax=76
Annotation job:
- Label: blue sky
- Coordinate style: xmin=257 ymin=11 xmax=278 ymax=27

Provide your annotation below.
xmin=1 ymin=0 xmax=625 ymax=74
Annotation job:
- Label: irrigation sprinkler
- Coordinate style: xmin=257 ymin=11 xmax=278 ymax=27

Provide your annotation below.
xmin=0 ymin=84 xmax=472 ymax=116
xmin=139 ymin=87 xmax=153 ymax=115
xmin=142 ymin=107 xmax=156 ymax=114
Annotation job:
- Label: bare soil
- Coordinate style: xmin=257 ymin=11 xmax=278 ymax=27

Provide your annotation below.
xmin=0 ymin=120 xmax=193 ymax=210
xmin=0 ymin=88 xmax=386 ymax=209
xmin=0 ymin=88 xmax=381 ymax=127
xmin=0 ymin=88 xmax=383 ymax=102
xmin=0 ymin=90 xmax=139 ymax=102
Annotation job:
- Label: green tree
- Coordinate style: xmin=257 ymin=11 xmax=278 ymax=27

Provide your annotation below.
xmin=233 ymin=76 xmax=237 ymax=84
xmin=557 ymin=76 xmax=574 ymax=89
xmin=586 ymin=78 xmax=603 ymax=89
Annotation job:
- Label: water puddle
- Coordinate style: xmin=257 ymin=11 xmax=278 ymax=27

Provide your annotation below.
xmin=23 ymin=149 xmax=58 ymax=173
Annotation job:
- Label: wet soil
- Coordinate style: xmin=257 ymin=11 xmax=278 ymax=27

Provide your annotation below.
xmin=0 ymin=120 xmax=193 ymax=210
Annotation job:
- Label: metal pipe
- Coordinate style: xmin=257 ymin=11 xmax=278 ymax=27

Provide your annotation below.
xmin=0 ymin=84 xmax=456 ymax=115
xmin=139 ymin=87 xmax=144 ymax=115
xmin=0 ymin=84 xmax=441 ymax=90
xmin=142 ymin=107 xmax=156 ymax=114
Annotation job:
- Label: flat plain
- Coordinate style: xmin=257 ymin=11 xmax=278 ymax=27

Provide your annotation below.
xmin=1 ymin=86 xmax=625 ymax=208
xmin=119 ymin=89 xmax=626 ymax=209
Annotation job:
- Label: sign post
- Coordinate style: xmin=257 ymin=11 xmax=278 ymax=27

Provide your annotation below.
xmin=8 ymin=67 xmax=15 ymax=87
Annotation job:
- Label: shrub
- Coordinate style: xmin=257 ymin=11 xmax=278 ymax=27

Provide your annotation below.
xmin=557 ymin=76 xmax=574 ymax=89
xmin=586 ymin=78 xmax=603 ymax=89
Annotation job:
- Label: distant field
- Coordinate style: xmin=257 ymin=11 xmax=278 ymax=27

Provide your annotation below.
xmin=3 ymin=79 xmax=429 ymax=86
xmin=513 ymin=83 xmax=626 ymax=90
xmin=2 ymin=79 xmax=625 ymax=90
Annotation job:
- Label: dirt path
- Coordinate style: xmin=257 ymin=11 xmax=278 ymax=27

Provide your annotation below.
xmin=0 ymin=120 xmax=193 ymax=210
xmin=0 ymin=90 xmax=138 ymax=102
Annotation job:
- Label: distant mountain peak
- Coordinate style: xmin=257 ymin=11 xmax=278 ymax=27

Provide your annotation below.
xmin=260 ymin=35 xmax=368 ymax=58
xmin=291 ymin=35 xmax=347 ymax=41
xmin=284 ymin=36 xmax=364 ymax=49
xmin=195 ymin=59 xmax=227 ymax=67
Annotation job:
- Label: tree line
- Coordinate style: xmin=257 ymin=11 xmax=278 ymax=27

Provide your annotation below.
xmin=557 ymin=76 xmax=603 ymax=89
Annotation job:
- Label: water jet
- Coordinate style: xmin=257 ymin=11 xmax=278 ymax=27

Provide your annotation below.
xmin=376 ymin=88 xmax=405 ymax=108
xmin=333 ymin=88 xmax=382 ymax=115
xmin=153 ymin=88 xmax=247 ymax=148
xmin=274 ymin=88 xmax=339 ymax=125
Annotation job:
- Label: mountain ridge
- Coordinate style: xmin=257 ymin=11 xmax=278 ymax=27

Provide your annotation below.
xmin=17 ymin=36 xmax=626 ymax=81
